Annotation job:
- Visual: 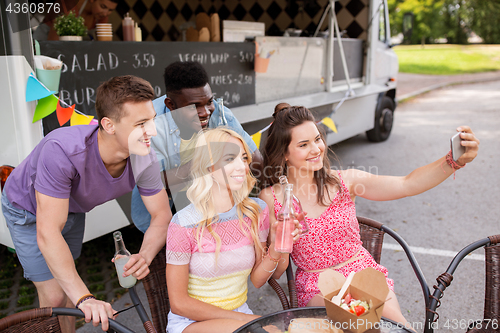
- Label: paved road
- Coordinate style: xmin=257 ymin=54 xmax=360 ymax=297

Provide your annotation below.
xmin=79 ymin=80 xmax=500 ymax=332
xmin=328 ymin=80 xmax=500 ymax=332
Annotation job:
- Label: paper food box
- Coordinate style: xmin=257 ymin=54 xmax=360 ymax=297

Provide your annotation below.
xmin=318 ymin=267 xmax=389 ymax=333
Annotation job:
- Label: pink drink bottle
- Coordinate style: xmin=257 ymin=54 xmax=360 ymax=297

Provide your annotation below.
xmin=275 ymin=184 xmax=295 ymax=253
xmin=279 ymin=176 xmax=309 ymax=235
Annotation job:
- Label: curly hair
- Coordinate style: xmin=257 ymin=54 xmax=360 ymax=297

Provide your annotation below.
xmin=163 ymin=61 xmax=209 ymax=94
xmin=262 ymin=103 xmax=342 ymax=206
xmin=186 ymin=128 xmax=264 ymax=263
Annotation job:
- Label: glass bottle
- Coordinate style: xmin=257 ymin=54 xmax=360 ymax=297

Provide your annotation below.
xmin=113 ymin=231 xmax=137 ymax=288
xmin=275 ymin=183 xmax=295 ymax=253
xmin=279 ymin=176 xmax=309 ymax=235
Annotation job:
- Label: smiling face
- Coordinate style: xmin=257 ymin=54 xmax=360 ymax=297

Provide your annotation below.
xmin=285 ymin=121 xmax=325 ymax=173
xmin=211 ymin=137 xmax=249 ymax=192
xmin=91 ymin=0 xmax=117 ymax=22
xmin=167 ymin=83 xmax=215 ymax=132
xmin=111 ymin=100 xmax=157 ymax=156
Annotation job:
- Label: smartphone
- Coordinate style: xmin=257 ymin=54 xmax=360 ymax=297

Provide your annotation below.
xmin=450 ymin=132 xmax=466 ymax=161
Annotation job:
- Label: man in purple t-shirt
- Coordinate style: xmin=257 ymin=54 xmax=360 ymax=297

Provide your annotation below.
xmin=1 ymin=75 xmax=171 ymax=332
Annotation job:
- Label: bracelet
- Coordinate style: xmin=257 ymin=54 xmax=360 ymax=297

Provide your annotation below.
xmin=446 ymin=150 xmax=466 ymax=170
xmin=441 ymin=150 xmax=465 ymax=180
xmin=262 ymin=263 xmax=278 ymax=274
xmin=262 ymin=247 xmax=282 ymax=263
xmin=75 ymin=294 xmax=96 ymax=308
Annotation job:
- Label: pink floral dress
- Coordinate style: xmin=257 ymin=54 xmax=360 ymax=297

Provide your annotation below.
xmin=271 ymin=171 xmax=394 ymax=307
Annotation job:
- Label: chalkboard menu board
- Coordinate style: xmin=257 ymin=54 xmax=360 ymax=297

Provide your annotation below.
xmin=38 ymin=41 xmax=255 ymax=128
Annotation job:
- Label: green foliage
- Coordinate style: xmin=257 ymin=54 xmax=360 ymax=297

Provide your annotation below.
xmin=18 ymin=286 xmax=35 ymax=296
xmin=0 ymin=270 xmax=14 ymax=280
xmin=89 ymin=283 xmax=105 ymax=292
xmin=115 ymin=289 xmax=127 ymax=298
xmin=19 ymin=279 xmax=33 ymax=286
xmin=86 ymin=257 xmax=100 ymax=266
xmin=86 ymin=266 xmax=102 ymax=274
xmin=53 ymin=11 xmax=86 ymax=36
xmin=17 ymin=296 xmax=34 ymax=307
xmin=394 ymin=45 xmax=500 ymax=74
xmin=0 ymin=280 xmax=13 ymax=289
xmin=0 ymin=301 xmax=8 ymax=310
xmin=469 ymin=0 xmax=500 ymax=44
xmin=15 ymin=306 xmax=35 ymax=313
xmin=388 ymin=0 xmax=446 ymax=44
xmin=389 ymin=0 xmax=500 ymax=44
xmin=88 ymin=274 xmax=104 ymax=283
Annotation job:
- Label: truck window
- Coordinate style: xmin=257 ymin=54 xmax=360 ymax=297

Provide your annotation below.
xmin=378 ymin=2 xmax=387 ymax=43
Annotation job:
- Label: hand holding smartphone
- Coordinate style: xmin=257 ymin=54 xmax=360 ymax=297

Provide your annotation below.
xmin=450 ymin=132 xmax=466 ymax=161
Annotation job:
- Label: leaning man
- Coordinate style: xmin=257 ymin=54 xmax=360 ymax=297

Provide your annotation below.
xmin=1 ymin=75 xmax=171 ymax=332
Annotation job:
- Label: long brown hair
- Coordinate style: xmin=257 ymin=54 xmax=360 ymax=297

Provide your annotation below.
xmin=262 ymin=103 xmax=341 ymax=206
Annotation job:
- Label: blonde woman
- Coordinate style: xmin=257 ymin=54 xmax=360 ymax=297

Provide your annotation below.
xmin=165 ymin=128 xmax=297 ymax=333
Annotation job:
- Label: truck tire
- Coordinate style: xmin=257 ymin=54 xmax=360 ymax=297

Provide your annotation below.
xmin=366 ymin=96 xmax=395 ymax=142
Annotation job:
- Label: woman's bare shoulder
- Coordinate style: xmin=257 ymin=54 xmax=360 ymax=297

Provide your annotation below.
xmin=259 ymin=184 xmax=281 ymax=203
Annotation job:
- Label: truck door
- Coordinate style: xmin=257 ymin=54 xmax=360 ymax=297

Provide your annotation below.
xmin=373 ymin=0 xmax=398 ymax=86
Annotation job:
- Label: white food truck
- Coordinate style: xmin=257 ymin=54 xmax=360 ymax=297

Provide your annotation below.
xmin=0 ymin=0 xmax=398 ymax=248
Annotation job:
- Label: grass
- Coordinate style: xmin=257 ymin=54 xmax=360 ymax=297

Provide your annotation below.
xmin=394 ymin=44 xmax=500 ymax=75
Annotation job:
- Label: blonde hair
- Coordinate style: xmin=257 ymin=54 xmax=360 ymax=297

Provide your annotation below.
xmin=187 ymin=128 xmax=264 ymax=262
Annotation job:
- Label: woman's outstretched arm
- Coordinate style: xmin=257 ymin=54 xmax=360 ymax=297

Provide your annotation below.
xmin=341 ymin=126 xmax=479 ymax=201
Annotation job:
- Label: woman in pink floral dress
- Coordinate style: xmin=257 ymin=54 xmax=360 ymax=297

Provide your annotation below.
xmin=259 ymin=103 xmax=479 ymax=327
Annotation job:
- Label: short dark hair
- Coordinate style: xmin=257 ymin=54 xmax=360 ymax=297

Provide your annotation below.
xmin=95 ymin=75 xmax=154 ymax=128
xmin=163 ymin=61 xmax=209 ymax=94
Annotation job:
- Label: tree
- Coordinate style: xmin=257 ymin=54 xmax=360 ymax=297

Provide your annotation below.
xmin=468 ymin=0 xmax=500 ymax=44
xmin=388 ymin=0 xmax=446 ymax=45
xmin=440 ymin=0 xmax=469 ymax=44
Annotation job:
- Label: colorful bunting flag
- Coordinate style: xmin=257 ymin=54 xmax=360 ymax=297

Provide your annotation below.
xmin=56 ymin=102 xmax=75 ymax=126
xmin=89 ymin=119 xmax=99 ymax=126
xmin=32 ymin=94 xmax=58 ymax=123
xmin=70 ymin=112 xmax=94 ymax=126
xmin=26 ymin=73 xmax=55 ymax=102
xmin=321 ymin=117 xmax=338 ymax=133
xmin=251 ymin=131 xmax=262 ymax=149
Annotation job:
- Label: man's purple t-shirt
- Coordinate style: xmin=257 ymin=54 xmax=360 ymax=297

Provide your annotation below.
xmin=5 ymin=125 xmax=162 ymax=215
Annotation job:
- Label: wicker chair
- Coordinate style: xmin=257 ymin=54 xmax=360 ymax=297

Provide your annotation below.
xmin=142 ymin=245 xmax=169 ymax=333
xmin=266 ymin=216 xmax=500 ymax=333
xmin=267 ymin=216 xmax=429 ymax=311
xmin=0 ymin=307 xmax=133 ymax=333
xmin=426 ymin=235 xmax=500 ymax=333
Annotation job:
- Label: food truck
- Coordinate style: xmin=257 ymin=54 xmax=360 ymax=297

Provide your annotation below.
xmin=0 ymin=0 xmax=398 ymax=248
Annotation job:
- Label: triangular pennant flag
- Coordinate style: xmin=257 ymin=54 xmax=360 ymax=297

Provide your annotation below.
xmin=56 ymin=102 xmax=75 ymax=126
xmin=251 ymin=131 xmax=262 ymax=149
xmin=26 ymin=73 xmax=55 ymax=102
xmin=89 ymin=118 xmax=99 ymax=126
xmin=321 ymin=117 xmax=338 ymax=133
xmin=32 ymin=94 xmax=58 ymax=123
xmin=70 ymin=112 xmax=94 ymax=126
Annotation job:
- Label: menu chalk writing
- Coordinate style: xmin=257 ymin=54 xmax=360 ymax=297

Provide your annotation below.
xmin=38 ymin=41 xmax=255 ymax=133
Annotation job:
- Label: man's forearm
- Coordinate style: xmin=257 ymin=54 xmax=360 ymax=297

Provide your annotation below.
xmin=139 ymin=217 xmax=169 ymax=265
xmin=38 ymin=230 xmax=90 ymax=304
